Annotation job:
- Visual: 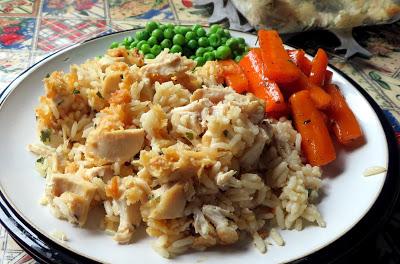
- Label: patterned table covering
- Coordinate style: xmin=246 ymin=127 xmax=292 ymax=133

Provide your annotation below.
xmin=0 ymin=1 xmax=399 ymax=263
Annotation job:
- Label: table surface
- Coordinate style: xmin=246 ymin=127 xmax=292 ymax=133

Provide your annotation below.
xmin=0 ymin=0 xmax=399 ymax=263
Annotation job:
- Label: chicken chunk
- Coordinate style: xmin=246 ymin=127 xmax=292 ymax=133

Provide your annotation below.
xmin=86 ymin=129 xmax=144 ymax=162
xmin=113 ymin=200 xmax=142 ymax=244
xmin=149 ymin=183 xmax=187 ymax=220
xmin=224 ymin=92 xmax=265 ymax=124
xmin=140 ymin=50 xmax=195 ymax=79
xmin=107 ymin=47 xmax=144 ymax=67
xmin=190 ymin=86 xmax=233 ymax=104
xmin=46 ymin=173 xmax=97 ymax=226
xmin=170 ymin=98 xmax=213 ymax=138
xmin=202 ymin=205 xmax=238 ymax=244
xmin=102 ymin=72 xmax=122 ymax=100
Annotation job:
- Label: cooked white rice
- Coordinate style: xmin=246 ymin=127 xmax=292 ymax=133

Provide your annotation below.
xmin=28 ymin=47 xmax=325 ymax=258
xmin=363 ymin=166 xmax=387 ymax=176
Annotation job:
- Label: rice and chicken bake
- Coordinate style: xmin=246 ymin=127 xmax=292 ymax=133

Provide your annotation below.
xmin=28 ymin=46 xmax=325 ymax=257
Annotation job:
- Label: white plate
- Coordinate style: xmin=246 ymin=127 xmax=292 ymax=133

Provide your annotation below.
xmin=0 ymin=30 xmax=397 ymax=264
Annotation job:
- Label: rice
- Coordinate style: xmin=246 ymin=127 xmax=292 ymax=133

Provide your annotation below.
xmin=363 ymin=166 xmax=387 ymax=176
xmin=270 ymin=228 xmax=284 ymax=246
xmin=28 ymin=47 xmax=326 ymax=258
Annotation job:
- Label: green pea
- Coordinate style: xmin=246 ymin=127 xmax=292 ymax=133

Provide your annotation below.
xmin=238 ymin=43 xmax=246 ymax=52
xmin=223 ymin=29 xmax=231 ymax=38
xmin=151 ymin=45 xmax=162 ymax=56
xmin=194 ymin=56 xmax=206 ymax=66
xmin=191 ymin=24 xmax=202 ymax=32
xmin=185 ymin=31 xmax=197 ymax=41
xmin=135 ymin=30 xmax=149 ymax=41
xmin=209 ymin=24 xmax=220 ymax=34
xmin=173 ymin=26 xmax=181 ymax=34
xmin=145 ymin=53 xmax=155 ymax=59
xmin=226 ymin=38 xmax=239 ymax=49
xmin=170 ymin=44 xmax=182 ymax=53
xmin=187 ymin=39 xmax=198 ymax=50
xmin=123 ymin=36 xmax=133 ymax=45
xmin=195 ymin=47 xmax=206 ymax=57
xmin=163 ymin=28 xmax=174 ymax=39
xmin=238 ymin=37 xmax=245 ymax=44
xmin=145 ymin=21 xmax=159 ymax=32
xmin=129 ymin=40 xmax=138 ymax=49
xmin=173 ymin=34 xmax=185 ymax=46
xmin=166 ymin=23 xmax=174 ymax=29
xmin=232 ymin=49 xmax=241 ymax=58
xmin=140 ymin=43 xmax=151 ymax=54
xmin=160 ymin=39 xmax=172 ymax=49
xmin=216 ymin=28 xmax=225 ymax=38
xmin=152 ymin=29 xmax=163 ymax=41
xmin=203 ymin=51 xmax=215 ymax=61
xmin=159 ymin=24 xmax=167 ymax=31
xmin=110 ymin=41 xmax=119 ymax=49
xmin=196 ymin=28 xmax=206 ymax=37
xmin=215 ymin=45 xmax=231 ymax=59
xmin=198 ymin=37 xmax=209 ymax=47
xmin=221 ymin=37 xmax=228 ymax=44
xmin=136 ymin=40 xmax=147 ymax=50
xmin=205 ymin=46 xmax=214 ymax=52
xmin=208 ymin=33 xmax=220 ymax=47
xmin=178 ymin=26 xmax=190 ymax=35
xmin=234 ymin=55 xmax=243 ymax=62
xmin=190 ymin=55 xmax=196 ymax=60
xmin=148 ymin=36 xmax=158 ymax=46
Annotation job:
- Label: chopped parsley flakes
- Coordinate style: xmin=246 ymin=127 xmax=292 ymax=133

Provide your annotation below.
xmin=96 ymin=91 xmax=104 ymax=99
xmin=36 ymin=157 xmax=45 ymax=163
xmin=185 ymin=132 xmax=194 ymax=140
xmin=40 ymin=129 xmax=51 ymax=143
xmin=72 ymin=89 xmax=80 ymax=94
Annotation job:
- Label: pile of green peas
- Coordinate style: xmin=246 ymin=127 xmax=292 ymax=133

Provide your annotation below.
xmin=109 ymin=22 xmax=249 ymax=66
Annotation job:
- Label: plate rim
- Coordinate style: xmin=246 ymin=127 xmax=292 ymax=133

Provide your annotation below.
xmin=0 ymin=29 xmax=398 ymax=264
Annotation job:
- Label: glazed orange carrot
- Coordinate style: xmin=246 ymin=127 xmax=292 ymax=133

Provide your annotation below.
xmin=308 ymin=82 xmax=332 ymax=110
xmin=301 ymin=57 xmax=313 ymax=77
xmin=309 ymin=48 xmax=329 ymax=86
xmin=284 ymin=72 xmax=331 ymax=109
xmin=287 ymin=49 xmax=312 ymax=76
xmin=258 ymin=30 xmax=301 ymax=84
xmin=325 ymin=84 xmax=363 ymax=145
xmin=287 ymin=49 xmax=303 ymax=65
xmin=289 ymin=90 xmax=336 ymax=166
xmin=239 ymin=48 xmax=287 ymax=115
xmin=219 ymin=59 xmax=249 ymax=93
xmin=324 ymin=70 xmax=333 ymax=86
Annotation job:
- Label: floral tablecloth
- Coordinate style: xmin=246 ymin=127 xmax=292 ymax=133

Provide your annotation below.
xmin=0 ymin=0 xmax=399 ymax=263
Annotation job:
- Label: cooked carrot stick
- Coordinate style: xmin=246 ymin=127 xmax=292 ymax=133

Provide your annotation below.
xmin=282 ymin=72 xmax=331 ymax=109
xmin=258 ymin=30 xmax=301 ymax=84
xmin=309 ymin=48 xmax=329 ymax=86
xmin=308 ymin=82 xmax=332 ymax=110
xmin=239 ymin=48 xmax=287 ymax=115
xmin=324 ymin=70 xmax=333 ymax=86
xmin=219 ymin=59 xmax=249 ymax=93
xmin=325 ymin=84 xmax=363 ymax=145
xmin=289 ymin=90 xmax=336 ymax=166
xmin=287 ymin=49 xmax=303 ymax=65
xmin=287 ymin=49 xmax=312 ymax=76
